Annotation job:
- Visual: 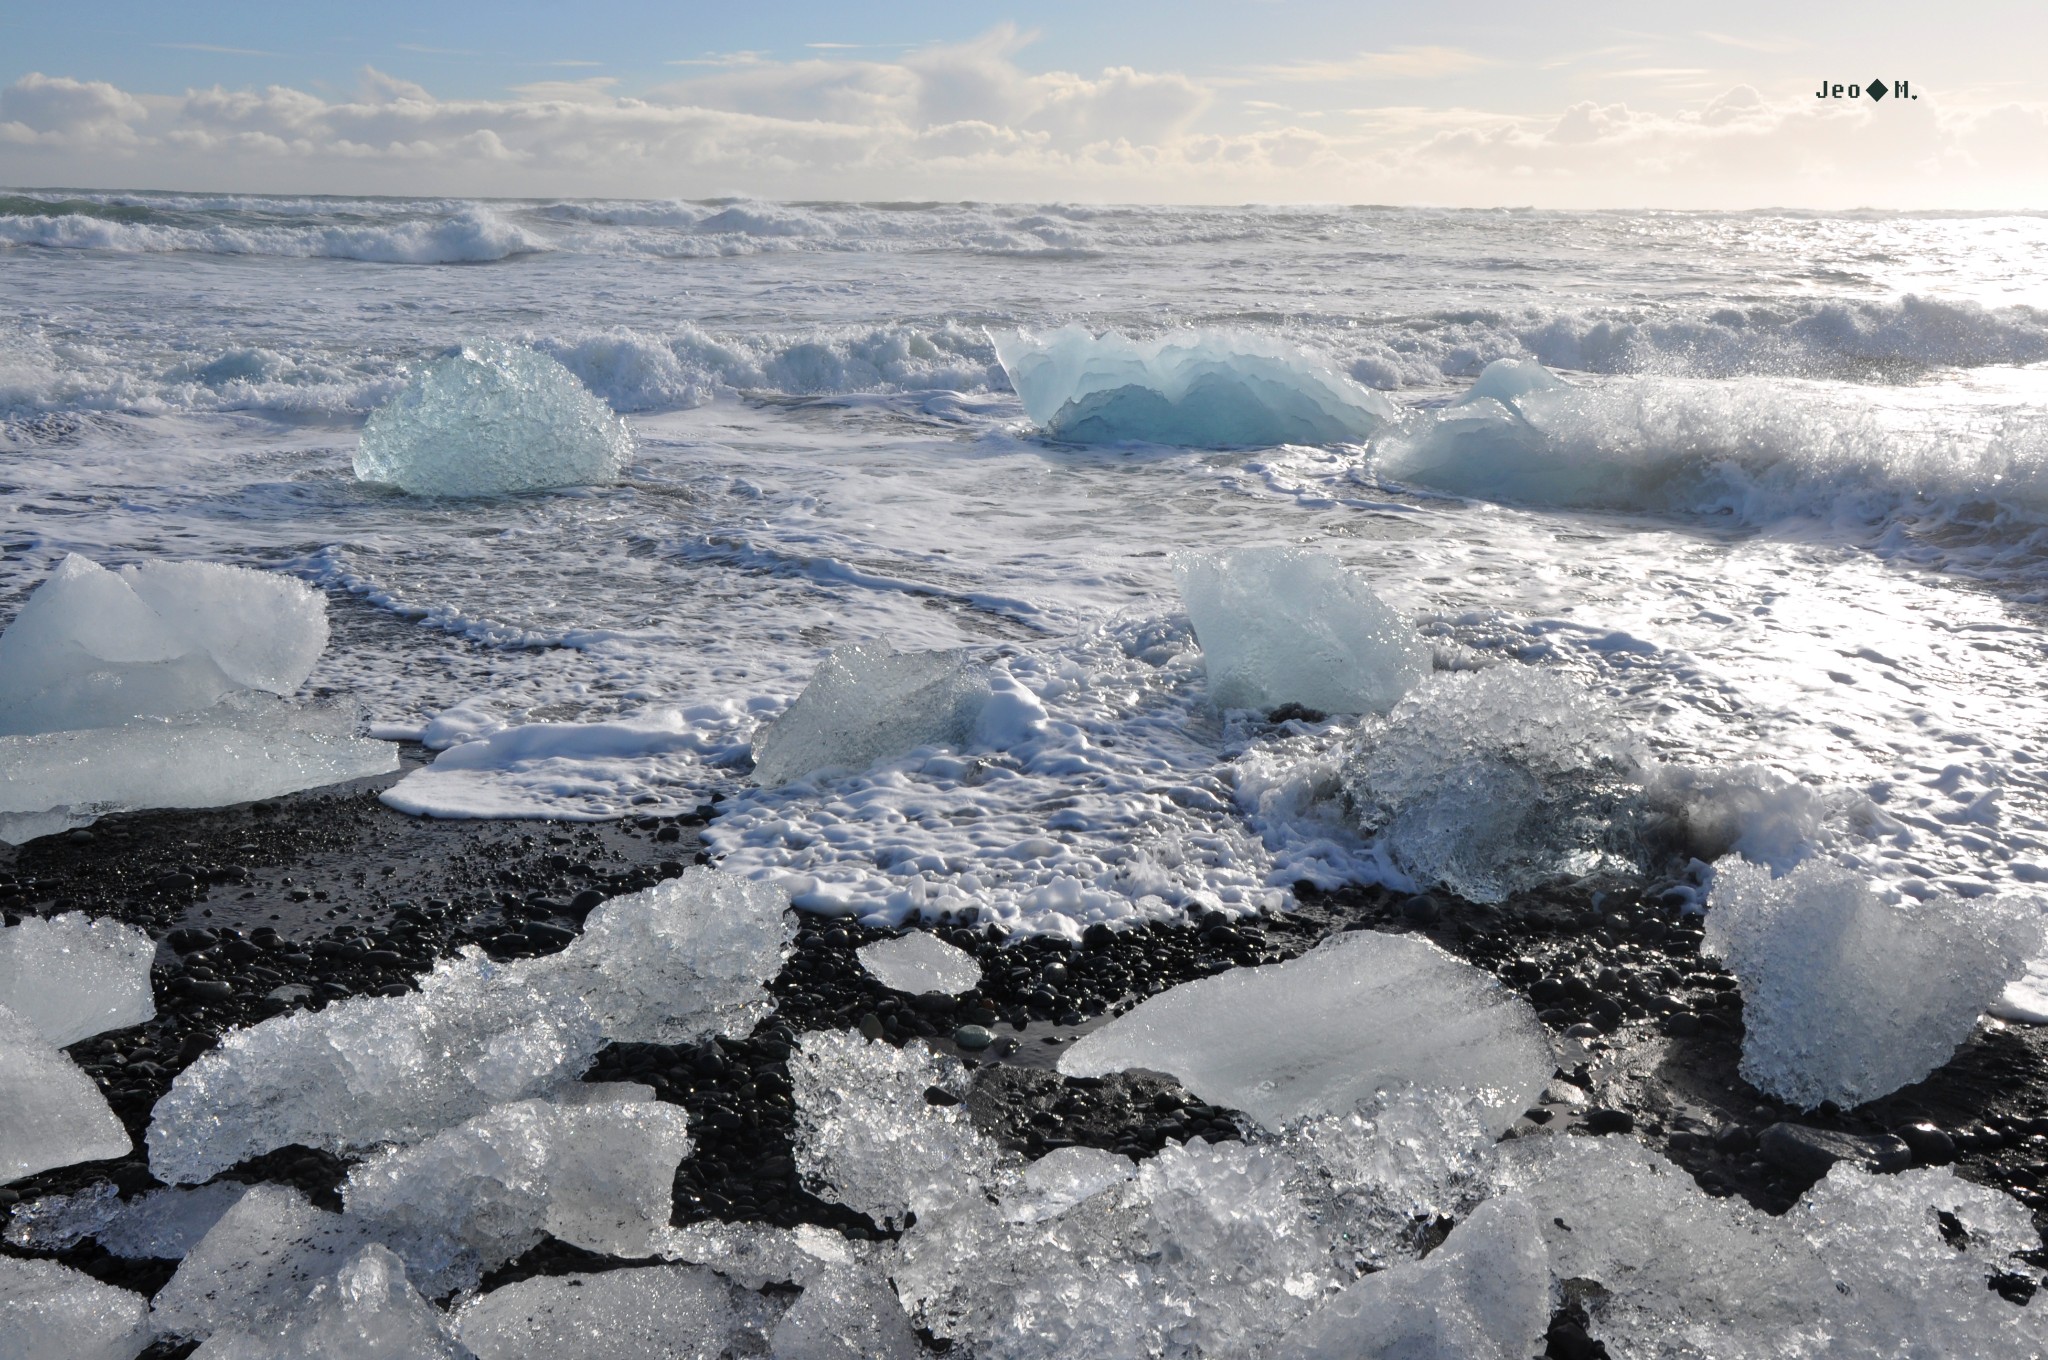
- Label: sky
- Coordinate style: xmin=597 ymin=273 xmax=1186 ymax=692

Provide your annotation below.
xmin=2 ymin=1 xmax=2043 ymax=207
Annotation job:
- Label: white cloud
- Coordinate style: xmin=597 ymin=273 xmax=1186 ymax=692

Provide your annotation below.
xmin=0 ymin=38 xmax=2041 ymax=209
xmin=1250 ymin=46 xmax=1497 ymax=82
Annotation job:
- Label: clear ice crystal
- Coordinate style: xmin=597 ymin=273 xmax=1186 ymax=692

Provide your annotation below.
xmin=146 ymin=950 xmax=603 ymax=1184
xmin=5 ymin=1181 xmax=248 ymax=1258
xmin=0 ymin=1001 xmax=131 ymax=1184
xmin=526 ymin=867 xmax=793 ymax=1044
xmin=150 ymin=869 xmax=786 ymax=1182
xmin=990 ymin=325 xmax=1398 ymax=447
xmin=1269 ymin=1196 xmax=1549 ymax=1360
xmin=343 ymin=1097 xmax=692 ymax=1295
xmin=788 ymin=1030 xmax=997 ymax=1227
xmin=896 ymin=1136 xmax=1331 ymax=1359
xmin=454 ymin=1265 xmax=781 ymax=1360
xmin=751 ymin=642 xmax=990 ymax=787
xmin=770 ymin=1259 xmax=924 ymax=1360
xmin=1058 ymin=931 xmax=1550 ymax=1136
xmin=856 ymin=932 xmax=983 ymax=995
xmin=1176 ymin=547 xmax=1428 ymax=716
xmin=0 ymin=554 xmax=329 ymax=736
xmin=0 ymin=1255 xmax=151 ymax=1360
xmin=0 ymin=694 xmax=398 ymax=846
xmin=0 ymin=910 xmax=155 ymax=1045
xmin=1340 ymin=665 xmax=1647 ymax=902
xmin=152 ymin=1185 xmax=370 ymax=1344
xmin=1488 ymin=1134 xmax=2048 ymax=1358
xmin=190 ymin=1244 xmax=471 ymax=1360
xmin=355 ymin=340 xmax=634 ymax=497
xmin=1705 ymin=858 xmax=2041 ymax=1109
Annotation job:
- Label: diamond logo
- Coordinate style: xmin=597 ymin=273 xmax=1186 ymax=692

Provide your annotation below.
xmin=1866 ymin=79 xmax=1888 ymax=101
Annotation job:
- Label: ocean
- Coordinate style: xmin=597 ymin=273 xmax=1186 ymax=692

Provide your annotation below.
xmin=6 ymin=192 xmax=2048 ymax=942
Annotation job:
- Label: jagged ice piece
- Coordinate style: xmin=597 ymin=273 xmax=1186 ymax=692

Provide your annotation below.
xmin=355 ymin=340 xmax=633 ymax=497
xmin=1269 ymin=1196 xmax=1549 ymax=1360
xmin=527 ymin=867 xmax=792 ymax=1044
xmin=5 ymin=1181 xmax=247 ymax=1259
xmin=344 ymin=1097 xmax=692 ymax=1296
xmin=752 ymin=642 xmax=990 ymax=786
xmin=147 ymin=949 xmax=603 ymax=1184
xmin=789 ymin=1030 xmax=996 ymax=1226
xmin=0 ymin=1002 xmax=130 ymax=1184
xmin=1176 ymin=547 xmax=1427 ymax=716
xmin=0 ymin=554 xmax=328 ymax=736
xmin=991 ymin=325 xmax=1397 ymax=446
xmin=856 ymin=932 xmax=982 ymax=995
xmin=189 ymin=1244 xmax=470 ymax=1360
xmin=1340 ymin=665 xmax=1646 ymax=902
xmin=455 ymin=1266 xmax=781 ymax=1360
xmin=1705 ymin=858 xmax=2040 ymax=1109
xmin=1059 ymin=931 xmax=1549 ymax=1135
xmin=0 ymin=1255 xmax=151 ymax=1360
xmin=0 ymin=696 xmax=398 ymax=846
xmin=0 ymin=911 xmax=155 ymax=1045
xmin=152 ymin=1186 xmax=370 ymax=1343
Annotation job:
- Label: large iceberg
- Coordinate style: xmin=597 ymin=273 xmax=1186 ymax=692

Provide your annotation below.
xmin=344 ymin=1095 xmax=692 ymax=1294
xmin=355 ymin=340 xmax=634 ymax=496
xmin=1176 ymin=547 xmax=1428 ymax=715
xmin=1340 ymin=665 xmax=1646 ymax=902
xmin=0 ymin=1256 xmax=151 ymax=1360
xmin=148 ymin=869 xmax=788 ymax=1182
xmin=0 ymin=1001 xmax=131 ymax=1184
xmin=0 ymin=911 xmax=155 ymax=1046
xmin=991 ymin=326 xmax=1398 ymax=446
xmin=1058 ymin=931 xmax=1550 ymax=1135
xmin=0 ymin=555 xmax=394 ymax=843
xmin=752 ymin=642 xmax=992 ymax=787
xmin=1704 ymin=858 xmax=2040 ymax=1109
xmin=0 ymin=554 xmax=328 ymax=735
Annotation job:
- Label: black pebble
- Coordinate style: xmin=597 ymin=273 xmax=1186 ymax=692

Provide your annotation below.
xmin=1585 ymin=1107 xmax=1635 ymax=1135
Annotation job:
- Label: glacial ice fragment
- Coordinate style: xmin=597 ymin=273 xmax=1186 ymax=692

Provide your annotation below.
xmin=896 ymin=1136 xmax=1330 ymax=1360
xmin=0 ymin=696 xmax=398 ymax=846
xmin=149 ymin=869 xmax=786 ymax=1182
xmin=751 ymin=642 xmax=990 ymax=786
xmin=1269 ymin=1196 xmax=1549 ymax=1360
xmin=147 ymin=950 xmax=604 ymax=1184
xmin=1487 ymin=1133 xmax=2048 ymax=1358
xmin=1340 ymin=665 xmax=1646 ymax=902
xmin=1176 ymin=547 xmax=1427 ymax=716
xmin=355 ymin=340 xmax=634 ymax=497
xmin=991 ymin=325 xmax=1397 ymax=446
xmin=0 ymin=1255 xmax=151 ymax=1360
xmin=190 ymin=1244 xmax=471 ymax=1360
xmin=152 ymin=1186 xmax=370 ymax=1343
xmin=789 ymin=1030 xmax=997 ymax=1226
xmin=0 ymin=554 xmax=329 ymax=735
xmin=5 ymin=1181 xmax=247 ymax=1258
xmin=455 ymin=1266 xmax=781 ymax=1360
xmin=0 ymin=1001 xmax=130 ymax=1184
xmin=1060 ymin=931 xmax=1549 ymax=1135
xmin=344 ymin=1097 xmax=692 ymax=1295
xmin=1704 ymin=858 xmax=2040 ymax=1109
xmin=856 ymin=931 xmax=982 ymax=995
xmin=770 ymin=1259 xmax=924 ymax=1360
xmin=0 ymin=554 xmax=393 ymax=842
xmin=525 ymin=867 xmax=792 ymax=1044
xmin=0 ymin=911 xmax=155 ymax=1045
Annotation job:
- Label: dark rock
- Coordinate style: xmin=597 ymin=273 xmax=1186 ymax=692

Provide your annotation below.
xmin=1585 ymin=1107 xmax=1635 ymax=1135
xmin=1530 ymin=977 xmax=1567 ymax=1005
xmin=1896 ymin=1122 xmax=1957 ymax=1166
xmin=569 ymin=888 xmax=606 ymax=913
xmin=165 ymin=928 xmax=218 ymax=954
xmin=1713 ymin=1125 xmax=1755 ymax=1156
xmin=1758 ymin=1123 xmax=1912 ymax=1181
